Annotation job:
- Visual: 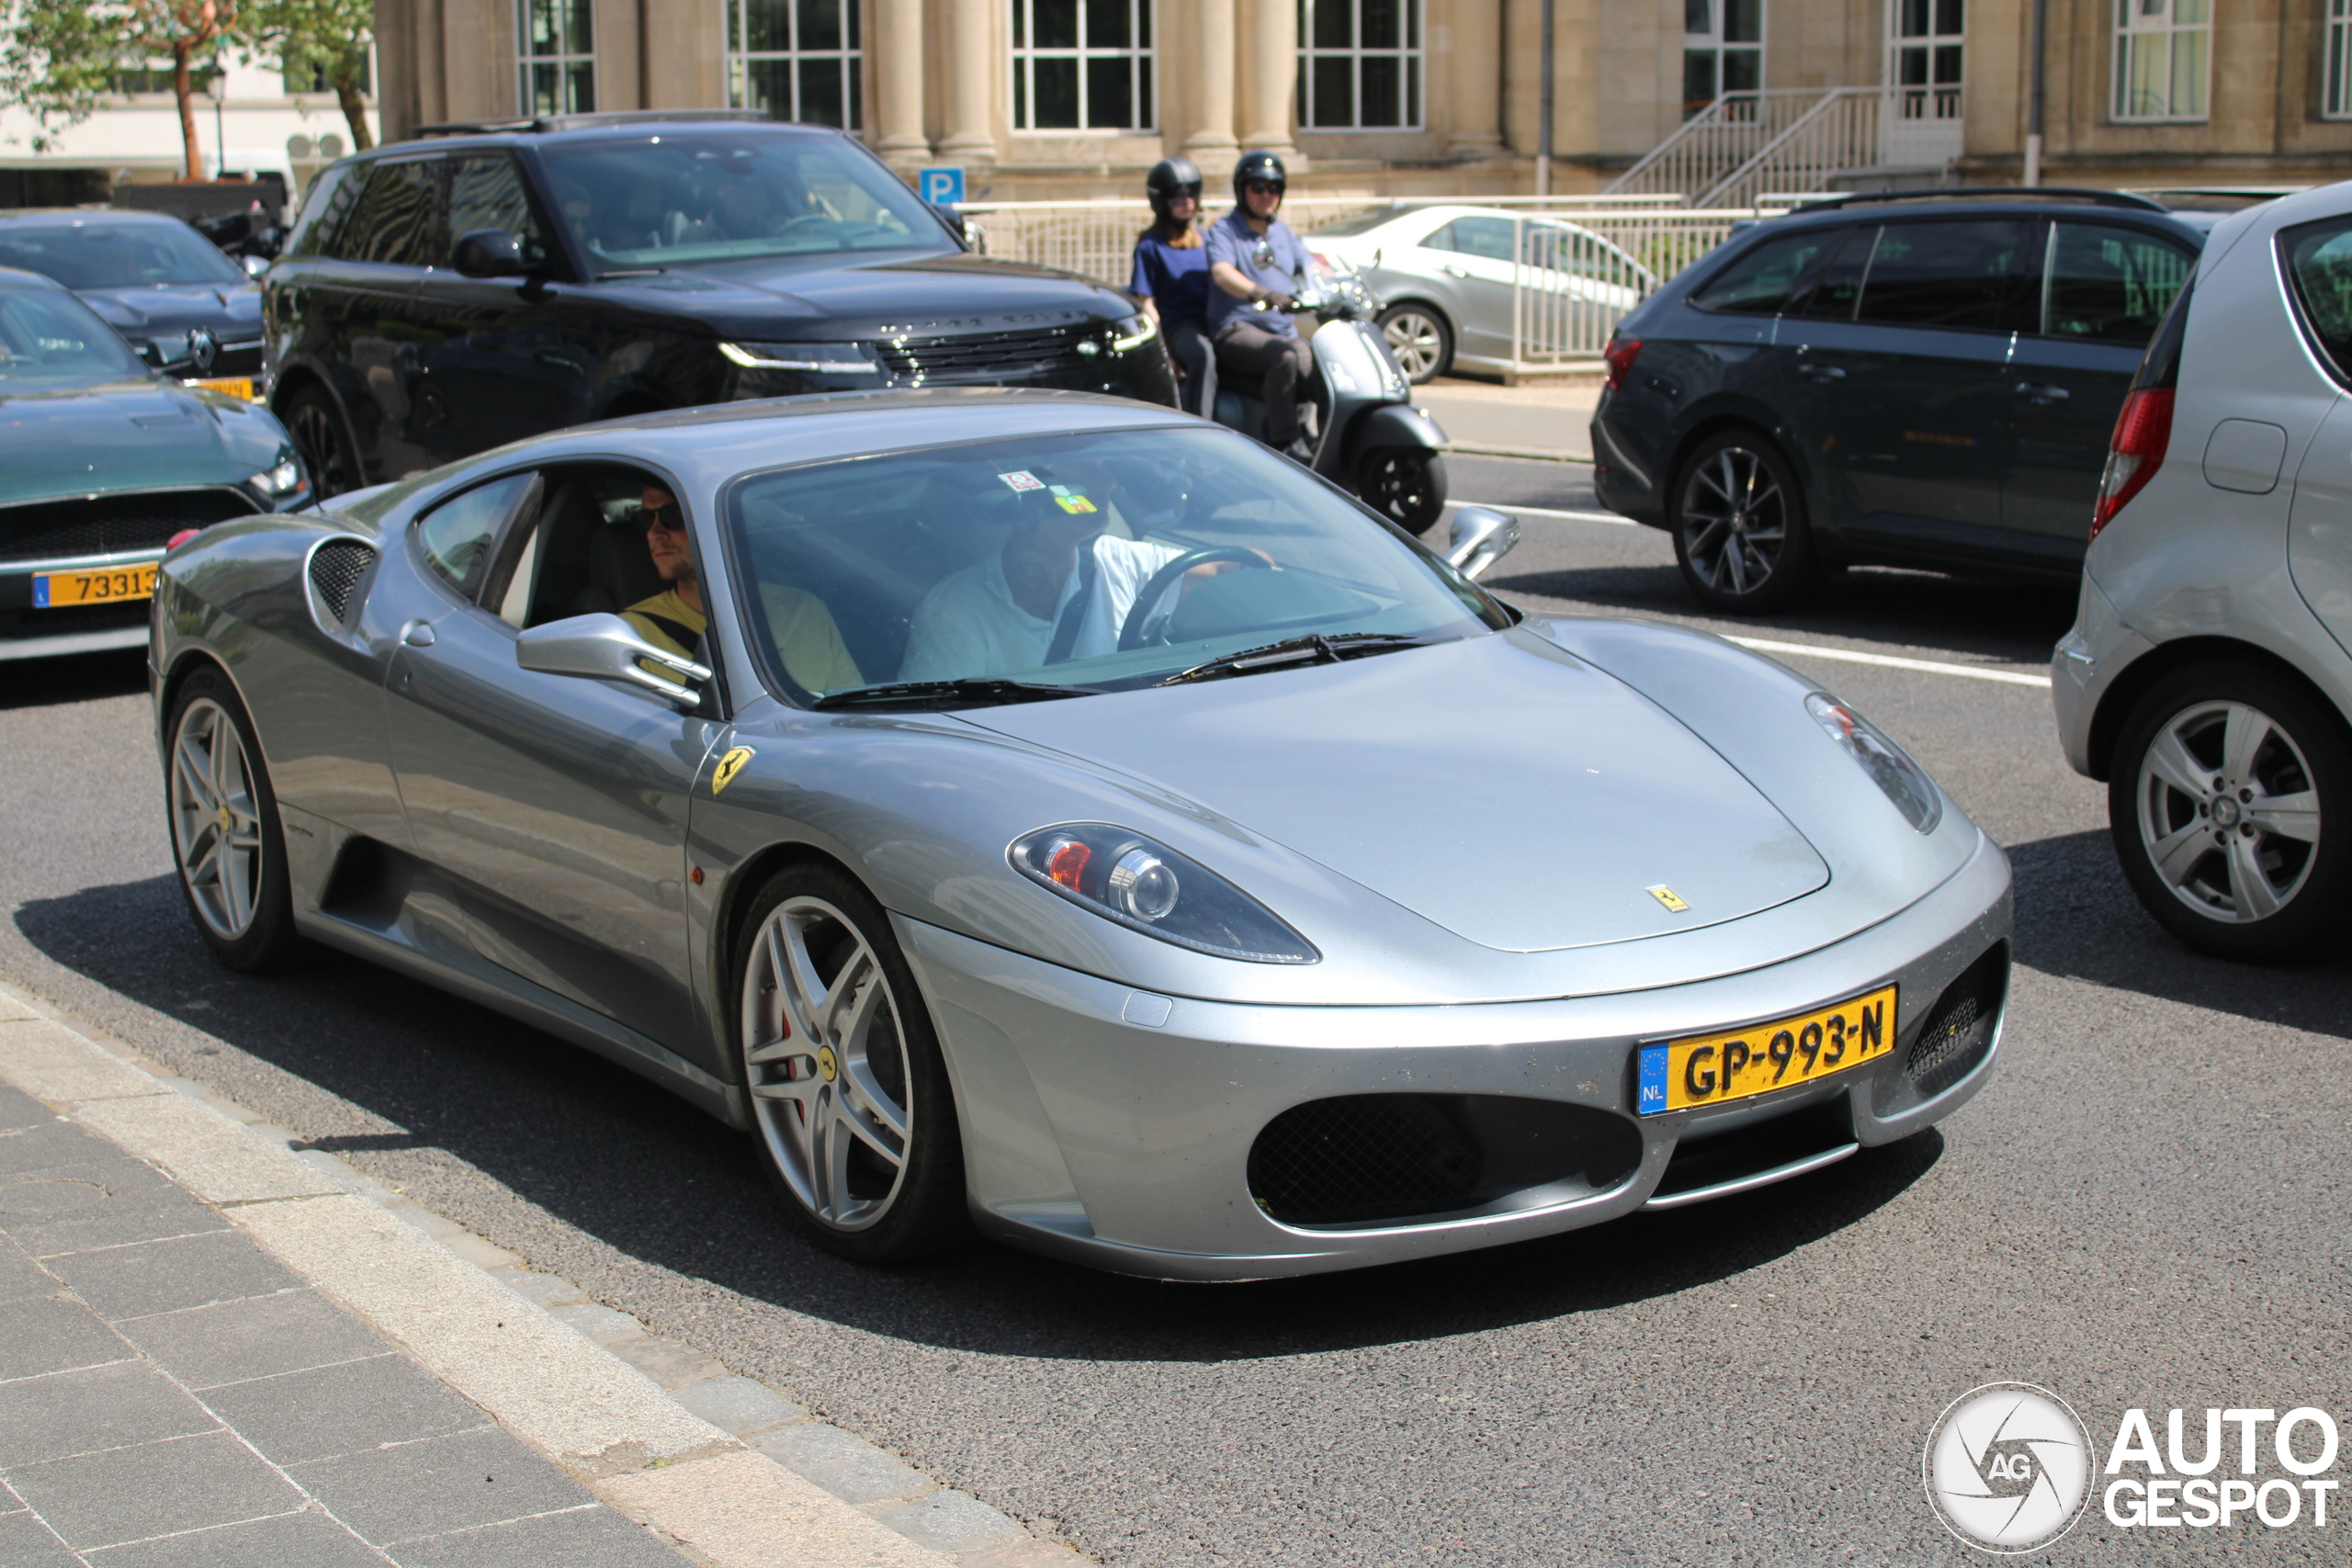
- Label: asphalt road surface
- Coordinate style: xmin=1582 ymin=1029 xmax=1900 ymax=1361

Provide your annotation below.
xmin=4 ymin=456 xmax=2346 ymax=1566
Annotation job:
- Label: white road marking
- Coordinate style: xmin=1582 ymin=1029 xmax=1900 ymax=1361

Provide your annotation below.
xmin=1448 ymin=499 xmax=1634 ymax=525
xmin=1726 ymin=637 xmax=2053 ymax=688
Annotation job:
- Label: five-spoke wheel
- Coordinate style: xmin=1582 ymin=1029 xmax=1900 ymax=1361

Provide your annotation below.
xmin=734 ymin=864 xmax=967 ymax=1260
xmin=166 ymin=670 xmax=299 ymax=969
xmin=1669 ymin=432 xmax=1818 ymax=613
xmin=2111 ymin=664 xmax=2351 ymax=961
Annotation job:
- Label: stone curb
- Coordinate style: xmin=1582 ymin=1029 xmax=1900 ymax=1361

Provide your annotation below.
xmin=0 ymin=983 xmax=1088 ymax=1568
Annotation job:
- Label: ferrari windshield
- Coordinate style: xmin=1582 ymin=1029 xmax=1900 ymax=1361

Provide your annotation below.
xmin=540 ymin=133 xmax=948 ymax=271
xmin=0 ymin=283 xmax=148 ymax=387
xmin=726 ymin=426 xmax=1507 ymax=702
xmin=0 ymin=220 xmax=246 ymax=288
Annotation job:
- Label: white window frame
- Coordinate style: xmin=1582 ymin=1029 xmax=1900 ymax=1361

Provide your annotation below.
xmin=2112 ymin=0 xmax=2210 ymax=123
xmin=517 ymin=0 xmax=594 ymax=117
xmin=2326 ymin=0 xmax=2352 ymax=119
xmin=1297 ymin=0 xmax=1424 ymax=131
xmin=726 ymin=0 xmax=863 ymax=129
xmin=1010 ymin=0 xmax=1157 ymax=133
xmin=1887 ymin=0 xmax=1963 ymax=122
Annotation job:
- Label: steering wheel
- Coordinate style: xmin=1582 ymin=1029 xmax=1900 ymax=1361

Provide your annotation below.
xmin=774 ymin=214 xmax=834 ymax=236
xmin=1117 ymin=547 xmax=1273 ymax=650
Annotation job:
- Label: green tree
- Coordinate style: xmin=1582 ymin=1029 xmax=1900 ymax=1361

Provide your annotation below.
xmin=241 ymin=0 xmax=373 ymax=153
xmin=0 ymin=0 xmax=243 ymax=180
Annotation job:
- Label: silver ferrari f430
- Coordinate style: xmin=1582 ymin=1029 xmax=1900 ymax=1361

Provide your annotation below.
xmin=152 ymin=389 xmax=2010 ymax=1280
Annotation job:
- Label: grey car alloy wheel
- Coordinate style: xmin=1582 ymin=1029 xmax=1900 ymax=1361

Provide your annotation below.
xmin=1378 ymin=305 xmax=1451 ymax=383
xmin=170 ymin=696 xmax=267 ymax=942
xmin=741 ymin=894 xmax=916 ymax=1234
xmin=2132 ymin=698 xmax=2321 ymax=925
xmin=1678 ymin=444 xmax=1789 ymax=600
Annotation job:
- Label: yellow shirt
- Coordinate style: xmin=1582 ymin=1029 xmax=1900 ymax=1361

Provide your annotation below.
xmin=623 ymin=586 xmax=863 ymax=693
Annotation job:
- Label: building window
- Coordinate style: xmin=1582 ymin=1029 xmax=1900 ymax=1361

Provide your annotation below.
xmin=1891 ymin=0 xmax=1962 ymax=121
xmin=2327 ymin=0 xmax=2352 ymax=118
xmin=518 ymin=0 xmax=594 ymax=118
xmin=1683 ymin=0 xmax=1762 ymax=119
xmin=1012 ymin=0 xmax=1155 ymax=131
xmin=2113 ymin=0 xmax=2208 ymax=121
xmin=1298 ymin=0 xmax=1421 ymax=130
xmin=728 ymin=0 xmax=862 ymax=129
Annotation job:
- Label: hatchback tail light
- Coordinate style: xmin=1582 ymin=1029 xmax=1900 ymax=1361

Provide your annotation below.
xmin=1602 ymin=337 xmax=1644 ymax=392
xmin=2090 ymin=388 xmax=2174 ymax=541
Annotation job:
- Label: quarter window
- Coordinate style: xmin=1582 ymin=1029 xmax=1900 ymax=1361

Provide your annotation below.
xmin=1853 ymin=220 xmax=2035 ymax=333
xmin=416 ymin=473 xmax=537 ymax=600
xmin=1688 ymin=230 xmax=1838 ymax=315
xmin=1297 ymin=0 xmax=1422 ymax=130
xmin=519 ymin=0 xmax=595 ymax=117
xmin=2040 ymin=222 xmax=2196 ymax=345
xmin=2113 ymin=0 xmax=2208 ymax=122
xmin=1012 ymin=0 xmax=1156 ymax=130
xmin=334 ymin=161 xmax=442 ymax=267
xmin=727 ymin=0 xmax=863 ymax=129
xmin=2279 ymin=217 xmax=2352 ymax=383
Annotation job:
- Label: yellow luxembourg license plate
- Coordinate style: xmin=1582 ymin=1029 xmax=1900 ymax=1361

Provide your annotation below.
xmin=1636 ymin=985 xmax=1898 ymax=1115
xmin=33 ymin=562 xmax=158 ymax=609
xmin=194 ymin=377 xmax=256 ymax=400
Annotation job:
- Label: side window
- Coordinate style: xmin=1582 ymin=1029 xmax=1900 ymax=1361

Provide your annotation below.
xmin=2042 ymin=222 xmax=2196 ymax=344
xmin=445 ymin=154 xmax=549 ymax=268
xmin=1854 ymin=219 xmax=2036 ymax=332
xmin=337 ymin=159 xmax=443 ymax=267
xmin=1689 ymin=230 xmax=1840 ymax=315
xmin=1795 ymin=226 xmax=1876 ymax=320
xmin=285 ymin=164 xmax=358 ymax=259
xmin=1419 ymin=221 xmax=1457 ymax=253
xmin=2280 ymin=216 xmax=2352 ymax=383
xmin=414 ymin=472 xmax=536 ymax=600
xmin=1447 ymin=217 xmax=1516 ymax=263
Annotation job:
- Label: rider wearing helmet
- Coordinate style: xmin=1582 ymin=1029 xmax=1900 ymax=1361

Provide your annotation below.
xmin=1204 ymin=150 xmax=1315 ymax=456
xmin=1130 ymin=156 xmax=1212 ymax=415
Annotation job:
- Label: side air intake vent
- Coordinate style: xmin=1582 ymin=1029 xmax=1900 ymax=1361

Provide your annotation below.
xmin=1873 ymin=942 xmax=2009 ymax=1114
xmin=306 ymin=537 xmax=376 ymax=630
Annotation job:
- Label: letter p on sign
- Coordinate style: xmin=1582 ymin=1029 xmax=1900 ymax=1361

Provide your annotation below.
xmin=921 ymin=166 xmax=965 ymax=205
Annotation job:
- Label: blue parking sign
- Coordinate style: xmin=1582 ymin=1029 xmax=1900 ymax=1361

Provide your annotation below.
xmin=919 ymin=166 xmax=965 ymax=206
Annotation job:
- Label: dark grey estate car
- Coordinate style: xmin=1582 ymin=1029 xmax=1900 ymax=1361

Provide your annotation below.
xmin=1591 ymin=189 xmax=2216 ymax=611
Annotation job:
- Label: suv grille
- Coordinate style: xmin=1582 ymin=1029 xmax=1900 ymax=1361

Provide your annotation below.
xmin=873 ymin=324 xmax=1093 ymax=383
xmin=0 ymin=491 xmax=257 ymax=565
xmin=308 ymin=540 xmax=375 ymax=625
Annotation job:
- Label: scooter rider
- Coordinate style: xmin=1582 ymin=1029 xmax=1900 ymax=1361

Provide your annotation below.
xmin=1205 ymin=151 xmax=1313 ymax=456
xmin=1129 ymin=156 xmax=1213 ymax=415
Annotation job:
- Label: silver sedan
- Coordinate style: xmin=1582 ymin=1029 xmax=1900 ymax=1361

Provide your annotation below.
xmin=153 ymin=389 xmax=2009 ymax=1280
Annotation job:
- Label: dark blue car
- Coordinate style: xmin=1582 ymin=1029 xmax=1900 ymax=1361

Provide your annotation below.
xmin=1591 ymin=189 xmax=2216 ymax=611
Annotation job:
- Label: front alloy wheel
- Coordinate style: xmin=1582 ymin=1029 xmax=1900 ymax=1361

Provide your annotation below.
xmin=166 ymin=671 xmax=299 ymax=969
xmin=1670 ymin=434 xmax=1818 ymax=613
xmin=2112 ymin=665 xmax=2352 ymax=961
xmin=1376 ymin=305 xmax=1452 ymax=383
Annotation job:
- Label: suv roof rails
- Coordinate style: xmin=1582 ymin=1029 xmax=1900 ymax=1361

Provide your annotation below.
xmin=405 ymin=108 xmax=780 ymax=141
xmin=1792 ymin=186 xmax=2170 ymax=215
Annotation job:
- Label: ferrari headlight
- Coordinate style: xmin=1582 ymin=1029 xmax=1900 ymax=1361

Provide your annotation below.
xmin=1109 ymin=312 xmax=1158 ymax=353
xmin=1806 ymin=694 xmax=1942 ymax=835
xmin=1010 ymin=824 xmax=1318 ymax=964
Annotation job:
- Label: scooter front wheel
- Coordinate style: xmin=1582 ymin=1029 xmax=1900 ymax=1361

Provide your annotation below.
xmin=1357 ymin=448 xmax=1447 ymax=536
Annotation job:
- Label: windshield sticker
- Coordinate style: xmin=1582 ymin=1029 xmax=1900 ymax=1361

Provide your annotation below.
xmin=1049 ymin=485 xmax=1098 ymax=514
xmin=997 ymin=470 xmax=1046 ymax=492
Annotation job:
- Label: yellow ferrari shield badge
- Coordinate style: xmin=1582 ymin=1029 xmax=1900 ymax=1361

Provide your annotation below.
xmin=711 ymin=746 xmax=755 ymax=795
xmin=1646 ymin=885 xmax=1690 ymax=913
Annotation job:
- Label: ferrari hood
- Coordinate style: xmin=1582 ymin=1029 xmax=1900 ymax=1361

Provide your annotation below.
xmin=966 ymin=629 xmax=1831 ymax=953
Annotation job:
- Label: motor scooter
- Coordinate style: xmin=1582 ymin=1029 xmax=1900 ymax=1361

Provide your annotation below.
xmin=1202 ymin=253 xmax=1451 ymax=535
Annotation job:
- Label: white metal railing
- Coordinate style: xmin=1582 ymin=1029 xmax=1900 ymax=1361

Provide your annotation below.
xmin=1607 ymin=85 xmax=1963 ymax=208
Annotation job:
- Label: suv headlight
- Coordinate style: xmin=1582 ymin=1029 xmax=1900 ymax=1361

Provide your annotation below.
xmin=1109 ymin=312 xmax=1158 ymax=353
xmin=1806 ymin=694 xmax=1942 ymax=834
xmin=1010 ymin=824 xmax=1318 ymax=964
xmin=718 ymin=341 xmax=883 ymax=374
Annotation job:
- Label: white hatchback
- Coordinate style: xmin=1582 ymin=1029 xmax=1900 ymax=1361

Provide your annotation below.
xmin=2054 ymin=180 xmax=2352 ymax=959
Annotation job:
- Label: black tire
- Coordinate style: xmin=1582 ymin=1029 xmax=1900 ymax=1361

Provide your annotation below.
xmin=280 ymin=384 xmax=360 ymax=500
xmin=1376 ymin=304 xmax=1453 ymax=384
xmin=164 ymin=667 xmax=301 ymax=972
xmin=732 ymin=862 xmax=969 ymax=1263
xmin=1668 ymin=430 xmax=1820 ymax=613
xmin=2108 ymin=662 xmax=2352 ymax=963
xmin=1359 ymin=448 xmax=1448 ymax=536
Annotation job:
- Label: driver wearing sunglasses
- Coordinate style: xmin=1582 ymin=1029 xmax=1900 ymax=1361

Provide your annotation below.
xmin=623 ymin=484 xmax=862 ymax=693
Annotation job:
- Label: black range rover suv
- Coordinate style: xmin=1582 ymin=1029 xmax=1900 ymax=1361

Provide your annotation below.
xmin=266 ymin=111 xmax=1175 ymax=495
xmin=1591 ymin=188 xmax=2218 ymax=611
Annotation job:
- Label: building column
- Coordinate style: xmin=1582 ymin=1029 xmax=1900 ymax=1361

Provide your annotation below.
xmin=938 ymin=0 xmax=996 ymax=166
xmin=1442 ymin=0 xmax=1506 ymax=161
xmin=1182 ymin=0 xmax=1240 ymax=162
xmin=1238 ymin=0 xmax=1297 ymax=161
xmin=873 ymin=0 xmax=930 ymax=169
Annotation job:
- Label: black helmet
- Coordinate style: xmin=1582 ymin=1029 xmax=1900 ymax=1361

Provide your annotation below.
xmin=1232 ymin=150 xmax=1286 ymax=205
xmin=1145 ymin=155 xmax=1203 ymax=220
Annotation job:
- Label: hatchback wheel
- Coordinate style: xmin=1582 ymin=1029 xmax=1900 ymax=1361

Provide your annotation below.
xmin=2110 ymin=663 xmax=2352 ymax=962
xmin=734 ymin=863 xmax=968 ymax=1262
xmin=166 ymin=669 xmax=300 ymax=970
xmin=282 ymin=386 xmax=359 ymax=500
xmin=1376 ymin=304 xmax=1452 ymax=384
xmin=1670 ymin=433 xmax=1819 ymax=613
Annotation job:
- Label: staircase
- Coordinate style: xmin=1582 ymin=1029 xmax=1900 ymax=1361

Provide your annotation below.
xmin=1608 ymin=86 xmax=1962 ymax=209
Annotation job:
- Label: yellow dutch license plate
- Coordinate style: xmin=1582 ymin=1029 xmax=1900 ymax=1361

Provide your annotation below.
xmin=195 ymin=377 xmax=256 ymax=400
xmin=34 ymin=563 xmax=158 ymax=609
xmin=1636 ymin=985 xmax=1898 ymax=1115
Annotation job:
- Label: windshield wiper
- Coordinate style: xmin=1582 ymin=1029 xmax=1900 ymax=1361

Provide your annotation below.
xmin=812 ymin=677 xmax=1096 ymax=711
xmin=1157 ymin=633 xmax=1435 ymax=687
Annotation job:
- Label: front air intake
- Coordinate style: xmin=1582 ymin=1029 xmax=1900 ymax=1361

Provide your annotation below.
xmin=306 ymin=538 xmax=375 ymax=629
xmin=1874 ymin=942 xmax=2009 ymax=1112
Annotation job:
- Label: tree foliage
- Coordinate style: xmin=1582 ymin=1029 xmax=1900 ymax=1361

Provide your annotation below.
xmin=0 ymin=0 xmax=242 ymax=179
xmin=241 ymin=0 xmax=374 ymax=153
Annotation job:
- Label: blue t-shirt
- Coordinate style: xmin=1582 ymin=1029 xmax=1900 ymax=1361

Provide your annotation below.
xmin=1129 ymin=233 xmax=1211 ymax=326
xmin=1204 ymin=209 xmax=1310 ymax=338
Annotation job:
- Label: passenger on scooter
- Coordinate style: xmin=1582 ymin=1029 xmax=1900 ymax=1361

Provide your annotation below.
xmin=1205 ymin=151 xmax=1314 ymax=457
xmin=1130 ymin=157 xmax=1212 ymax=416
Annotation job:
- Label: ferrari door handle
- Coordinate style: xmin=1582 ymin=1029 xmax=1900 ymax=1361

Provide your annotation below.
xmin=1800 ymin=365 xmax=1846 ymax=380
xmin=400 ymin=619 xmax=436 ymax=648
xmin=2016 ymin=381 xmax=2070 ymax=401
